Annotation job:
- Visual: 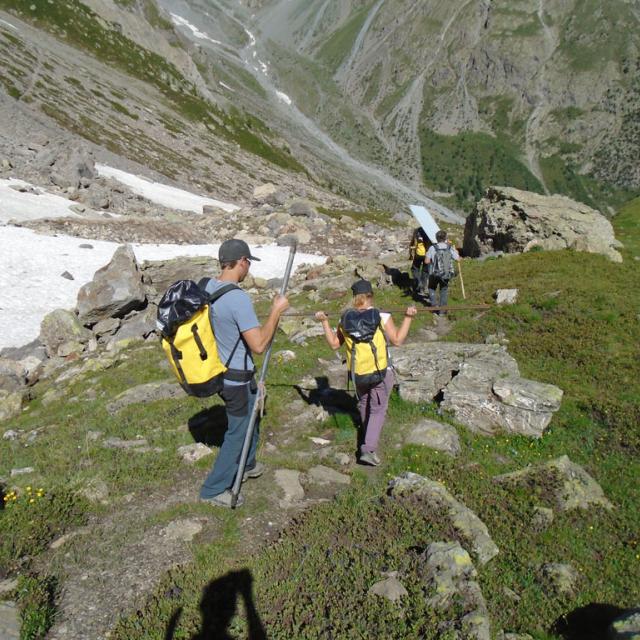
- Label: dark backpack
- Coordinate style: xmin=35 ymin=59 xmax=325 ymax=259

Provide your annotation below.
xmin=430 ymin=246 xmax=456 ymax=280
xmin=339 ymin=308 xmax=388 ymax=390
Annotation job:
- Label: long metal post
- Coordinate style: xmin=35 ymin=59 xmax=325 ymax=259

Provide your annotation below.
xmin=269 ymin=304 xmax=490 ymax=318
xmin=230 ymin=241 xmax=298 ymax=508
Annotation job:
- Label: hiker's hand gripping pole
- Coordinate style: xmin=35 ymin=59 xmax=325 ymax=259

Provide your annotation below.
xmin=230 ymin=240 xmax=298 ymax=508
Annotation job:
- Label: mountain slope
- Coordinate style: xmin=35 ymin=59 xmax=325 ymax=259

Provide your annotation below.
xmin=250 ymin=0 xmax=640 ymax=210
xmin=0 ymin=0 xmax=463 ymax=219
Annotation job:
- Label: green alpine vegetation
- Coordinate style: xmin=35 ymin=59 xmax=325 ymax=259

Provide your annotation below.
xmin=2 ymin=197 xmax=638 ymax=638
xmin=420 ymin=128 xmax=544 ymax=208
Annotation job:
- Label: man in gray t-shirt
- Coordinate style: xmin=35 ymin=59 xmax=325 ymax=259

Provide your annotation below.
xmin=199 ymin=239 xmax=289 ymax=508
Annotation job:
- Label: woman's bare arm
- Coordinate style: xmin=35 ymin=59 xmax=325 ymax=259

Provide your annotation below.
xmin=383 ymin=306 xmax=417 ymax=346
xmin=314 ymin=311 xmax=342 ymax=350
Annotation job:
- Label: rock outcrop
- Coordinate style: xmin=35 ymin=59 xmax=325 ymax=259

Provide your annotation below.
xmin=421 ymin=541 xmax=491 ymax=640
xmin=464 ymin=187 xmax=623 ymax=263
xmin=609 ymin=608 xmax=640 ymax=639
xmin=389 ymin=472 xmax=499 ymax=565
xmin=39 ymin=309 xmax=92 ymax=357
xmin=392 ymin=343 xmax=563 ymax=438
xmin=493 ymin=455 xmax=613 ymax=511
xmin=76 ymin=244 xmax=147 ymax=325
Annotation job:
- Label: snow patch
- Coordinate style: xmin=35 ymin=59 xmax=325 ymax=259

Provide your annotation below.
xmin=170 ymin=13 xmax=221 ymax=45
xmin=0 ymin=179 xmax=81 ymax=223
xmin=276 ymin=91 xmax=292 ymax=106
xmin=0 ymin=18 xmax=17 ymax=30
xmin=0 ymin=226 xmax=325 ymax=349
xmin=244 ymin=28 xmax=256 ymax=46
xmin=95 ymin=165 xmax=239 ymax=213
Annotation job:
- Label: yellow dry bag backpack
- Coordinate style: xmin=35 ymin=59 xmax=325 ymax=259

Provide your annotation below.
xmin=156 ymin=280 xmax=238 ymax=397
xmin=340 ymin=308 xmax=389 ymax=390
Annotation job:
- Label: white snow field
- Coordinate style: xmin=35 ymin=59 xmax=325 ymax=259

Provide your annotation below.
xmin=0 ymin=226 xmax=324 ymax=350
xmin=0 ymin=178 xmax=81 ymax=223
xmin=0 ymin=173 xmax=323 ymax=350
xmin=95 ymin=165 xmax=240 ymax=213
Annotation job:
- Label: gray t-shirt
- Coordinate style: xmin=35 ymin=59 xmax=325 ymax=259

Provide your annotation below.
xmin=204 ymin=279 xmax=259 ymax=383
xmin=426 ymin=242 xmax=459 ymax=262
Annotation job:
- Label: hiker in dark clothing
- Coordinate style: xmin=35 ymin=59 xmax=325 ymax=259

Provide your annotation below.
xmin=199 ymin=239 xmax=289 ymax=508
xmin=426 ymin=230 xmax=459 ymax=314
xmin=315 ymin=280 xmax=416 ymax=466
xmin=409 ymin=226 xmax=430 ymax=297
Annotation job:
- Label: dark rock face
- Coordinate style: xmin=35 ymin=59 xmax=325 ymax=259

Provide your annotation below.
xmin=76 ymin=245 xmax=147 ymax=325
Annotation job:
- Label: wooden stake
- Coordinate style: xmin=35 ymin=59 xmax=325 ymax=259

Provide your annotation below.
xmin=458 ymin=258 xmax=467 ymax=300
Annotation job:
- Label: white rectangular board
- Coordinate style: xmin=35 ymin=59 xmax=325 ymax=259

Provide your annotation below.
xmin=409 ymin=205 xmax=440 ymax=243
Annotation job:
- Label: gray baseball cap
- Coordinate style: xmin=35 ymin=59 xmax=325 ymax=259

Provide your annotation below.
xmin=218 ymin=238 xmax=261 ymax=262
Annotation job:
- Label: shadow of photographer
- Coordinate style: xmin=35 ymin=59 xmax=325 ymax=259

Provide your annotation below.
xmin=165 ymin=569 xmax=266 ymax=640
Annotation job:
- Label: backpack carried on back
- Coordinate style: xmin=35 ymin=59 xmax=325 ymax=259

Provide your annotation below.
xmin=156 ymin=280 xmax=238 ymax=397
xmin=430 ymin=245 xmax=456 ymax=281
xmin=340 ymin=308 xmax=389 ymax=390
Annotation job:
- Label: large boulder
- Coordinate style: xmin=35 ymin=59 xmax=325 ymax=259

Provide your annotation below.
xmin=391 ymin=343 xmax=563 ymax=438
xmin=140 ymin=256 xmax=213 ymax=301
xmin=36 ymin=143 xmax=96 ymax=189
xmin=464 ymin=187 xmax=623 ymax=263
xmin=39 ymin=309 xmax=92 ymax=357
xmin=253 ymin=183 xmax=286 ymax=206
xmin=405 ymin=419 xmax=461 ymax=456
xmin=0 ymin=389 xmax=23 ymax=422
xmin=76 ymin=245 xmax=147 ymax=325
xmin=106 ymin=381 xmax=183 ymax=415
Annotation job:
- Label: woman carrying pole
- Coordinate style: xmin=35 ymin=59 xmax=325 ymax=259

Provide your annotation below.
xmin=315 ymin=280 xmax=417 ymax=466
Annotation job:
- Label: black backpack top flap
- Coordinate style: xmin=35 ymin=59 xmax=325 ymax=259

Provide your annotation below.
xmin=157 ymin=280 xmax=209 ymax=337
xmin=341 ymin=308 xmax=381 ymax=342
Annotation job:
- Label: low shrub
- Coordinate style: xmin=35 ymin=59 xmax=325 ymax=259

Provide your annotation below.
xmin=0 ymin=488 xmax=88 ymax=575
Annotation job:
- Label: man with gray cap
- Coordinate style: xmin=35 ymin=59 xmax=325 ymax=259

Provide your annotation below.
xmin=199 ymin=239 xmax=289 ymax=507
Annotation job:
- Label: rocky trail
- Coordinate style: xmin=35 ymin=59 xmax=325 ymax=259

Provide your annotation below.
xmin=41 ymin=432 xmax=362 ymax=639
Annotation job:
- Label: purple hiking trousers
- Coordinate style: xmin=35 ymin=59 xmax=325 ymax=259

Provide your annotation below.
xmin=356 ymin=368 xmax=395 ymax=454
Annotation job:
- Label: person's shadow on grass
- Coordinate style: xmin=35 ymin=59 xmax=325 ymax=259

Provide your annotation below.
xmin=165 ymin=569 xmax=267 ymax=640
xmin=188 ymin=405 xmax=228 ymax=447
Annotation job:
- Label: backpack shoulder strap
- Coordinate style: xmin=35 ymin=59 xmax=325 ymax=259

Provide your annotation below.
xmin=197 ymin=277 xmax=212 ymax=291
xmin=208 ymin=283 xmax=239 ymax=304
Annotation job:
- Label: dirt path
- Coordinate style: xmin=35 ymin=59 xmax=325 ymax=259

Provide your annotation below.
xmin=41 ymin=451 xmax=353 ymax=639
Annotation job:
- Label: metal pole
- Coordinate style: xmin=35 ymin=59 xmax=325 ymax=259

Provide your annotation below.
xmin=272 ymin=304 xmax=490 ymax=318
xmin=230 ymin=241 xmax=298 ymax=508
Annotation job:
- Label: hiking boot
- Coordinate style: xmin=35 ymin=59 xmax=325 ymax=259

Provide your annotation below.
xmin=359 ymin=451 xmax=380 ymax=466
xmin=242 ymin=461 xmax=265 ymax=482
xmin=201 ymin=490 xmax=244 ymax=508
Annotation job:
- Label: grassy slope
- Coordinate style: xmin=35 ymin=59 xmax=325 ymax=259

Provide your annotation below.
xmin=0 ymin=185 xmax=637 ymax=632
xmin=2 ymin=201 xmax=638 ymax=636
xmin=110 ymin=202 xmax=640 ymax=637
